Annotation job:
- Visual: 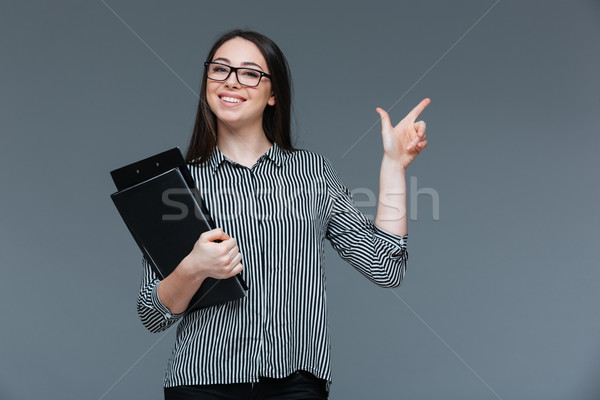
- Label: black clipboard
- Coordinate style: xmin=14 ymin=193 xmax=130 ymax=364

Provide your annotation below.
xmin=110 ymin=148 xmax=247 ymax=311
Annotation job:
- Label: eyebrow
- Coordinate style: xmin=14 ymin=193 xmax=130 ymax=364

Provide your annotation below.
xmin=212 ymin=57 xmax=265 ymax=71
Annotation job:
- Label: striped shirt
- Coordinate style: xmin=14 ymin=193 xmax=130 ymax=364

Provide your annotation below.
xmin=137 ymin=142 xmax=408 ymax=388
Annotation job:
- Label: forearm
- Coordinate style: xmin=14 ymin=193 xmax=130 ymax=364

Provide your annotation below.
xmin=375 ymin=155 xmax=407 ymax=236
xmin=157 ymin=256 xmax=206 ymax=314
xmin=137 ymin=257 xmax=188 ymax=333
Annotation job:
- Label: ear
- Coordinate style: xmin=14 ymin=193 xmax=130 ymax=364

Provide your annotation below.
xmin=268 ymin=92 xmax=276 ymax=106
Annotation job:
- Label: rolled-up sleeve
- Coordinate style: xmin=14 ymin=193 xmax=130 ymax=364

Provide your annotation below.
xmin=323 ymin=158 xmax=408 ymax=288
xmin=137 ymin=257 xmax=184 ymax=333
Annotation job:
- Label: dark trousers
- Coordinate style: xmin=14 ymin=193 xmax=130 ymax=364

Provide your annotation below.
xmin=164 ymin=370 xmax=329 ymax=400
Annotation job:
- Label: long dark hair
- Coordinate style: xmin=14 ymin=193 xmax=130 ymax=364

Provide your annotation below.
xmin=185 ymin=29 xmax=295 ymax=164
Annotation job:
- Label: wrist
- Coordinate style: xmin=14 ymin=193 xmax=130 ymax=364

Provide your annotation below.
xmin=177 ymin=255 xmax=207 ymax=285
xmin=381 ymin=154 xmax=408 ymax=171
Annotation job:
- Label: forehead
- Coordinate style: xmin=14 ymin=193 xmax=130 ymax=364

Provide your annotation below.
xmin=212 ymin=37 xmax=268 ymax=71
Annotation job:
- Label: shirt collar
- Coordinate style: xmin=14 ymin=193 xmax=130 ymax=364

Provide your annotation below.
xmin=207 ymin=142 xmax=286 ymax=175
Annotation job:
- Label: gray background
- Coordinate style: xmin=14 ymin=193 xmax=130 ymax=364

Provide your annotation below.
xmin=1 ymin=1 xmax=599 ymax=399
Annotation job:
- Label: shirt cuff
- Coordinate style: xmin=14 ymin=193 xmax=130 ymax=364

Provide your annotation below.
xmin=373 ymin=225 xmax=408 ymax=259
xmin=151 ymin=282 xmax=184 ymax=323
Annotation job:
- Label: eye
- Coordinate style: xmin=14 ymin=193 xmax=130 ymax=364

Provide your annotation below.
xmin=211 ymin=65 xmax=229 ymax=73
xmin=240 ymin=69 xmax=260 ymax=78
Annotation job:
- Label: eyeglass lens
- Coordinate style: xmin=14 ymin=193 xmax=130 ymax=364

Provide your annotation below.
xmin=207 ymin=63 xmax=263 ymax=86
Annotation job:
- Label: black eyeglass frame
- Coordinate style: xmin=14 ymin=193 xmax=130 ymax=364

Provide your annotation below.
xmin=204 ymin=62 xmax=272 ymax=87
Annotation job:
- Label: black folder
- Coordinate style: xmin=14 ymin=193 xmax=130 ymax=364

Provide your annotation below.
xmin=110 ymin=148 xmax=247 ymax=311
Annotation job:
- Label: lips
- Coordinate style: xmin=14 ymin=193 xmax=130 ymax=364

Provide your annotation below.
xmin=221 ymin=96 xmax=243 ymax=103
xmin=218 ymin=93 xmax=247 ymax=105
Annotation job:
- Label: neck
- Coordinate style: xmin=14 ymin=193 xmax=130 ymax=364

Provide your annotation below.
xmin=216 ymin=121 xmax=272 ymax=168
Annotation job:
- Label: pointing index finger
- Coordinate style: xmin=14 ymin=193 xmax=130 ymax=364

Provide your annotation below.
xmin=407 ymin=98 xmax=431 ymax=121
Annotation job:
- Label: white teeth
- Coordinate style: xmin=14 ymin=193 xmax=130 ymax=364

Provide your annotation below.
xmin=221 ymin=96 xmax=243 ymax=103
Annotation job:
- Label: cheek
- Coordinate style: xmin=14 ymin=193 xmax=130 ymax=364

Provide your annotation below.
xmin=206 ymin=84 xmax=220 ymax=111
xmin=206 ymin=95 xmax=218 ymax=112
xmin=256 ymin=88 xmax=274 ymax=107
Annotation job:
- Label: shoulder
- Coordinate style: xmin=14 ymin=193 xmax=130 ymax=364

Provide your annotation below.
xmin=187 ymin=160 xmax=209 ymax=174
xmin=283 ymin=148 xmax=333 ymax=171
xmin=283 ymin=149 xmax=346 ymax=191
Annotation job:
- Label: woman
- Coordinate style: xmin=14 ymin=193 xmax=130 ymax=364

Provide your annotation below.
xmin=137 ymin=29 xmax=429 ymax=400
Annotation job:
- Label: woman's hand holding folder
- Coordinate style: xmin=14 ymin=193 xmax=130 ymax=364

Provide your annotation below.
xmin=157 ymin=228 xmax=244 ymax=314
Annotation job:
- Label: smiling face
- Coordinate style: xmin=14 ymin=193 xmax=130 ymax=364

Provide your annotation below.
xmin=206 ymin=37 xmax=275 ymax=135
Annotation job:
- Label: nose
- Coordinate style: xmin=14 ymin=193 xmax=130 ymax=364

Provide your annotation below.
xmin=224 ymin=70 xmax=240 ymax=88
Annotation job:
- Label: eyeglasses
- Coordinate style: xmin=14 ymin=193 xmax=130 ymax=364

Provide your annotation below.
xmin=204 ymin=62 xmax=271 ymax=87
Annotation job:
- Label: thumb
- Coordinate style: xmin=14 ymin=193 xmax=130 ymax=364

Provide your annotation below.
xmin=376 ymin=107 xmax=391 ymax=130
xmin=200 ymin=228 xmax=230 ymax=243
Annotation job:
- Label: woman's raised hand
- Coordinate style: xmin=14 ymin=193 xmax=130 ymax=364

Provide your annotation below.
xmin=376 ymin=98 xmax=430 ymax=168
xmin=183 ymin=228 xmax=243 ymax=281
